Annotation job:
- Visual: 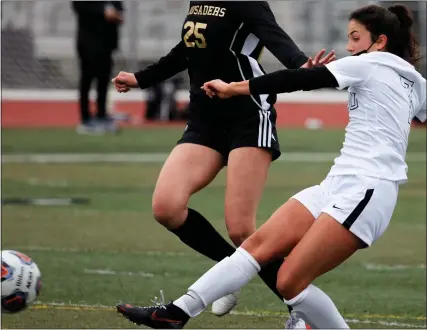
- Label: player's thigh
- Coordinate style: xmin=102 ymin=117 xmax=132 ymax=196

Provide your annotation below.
xmin=223 ymin=104 xmax=280 ymax=242
xmin=277 ymin=213 xmax=361 ymax=299
xmin=224 ymin=147 xmax=272 ymax=244
xmin=154 ymin=116 xmax=228 ymax=202
xmin=277 ymin=176 xmax=399 ymax=298
xmin=152 ymin=143 xmax=224 ymax=227
xmin=241 ymin=198 xmax=317 ymax=266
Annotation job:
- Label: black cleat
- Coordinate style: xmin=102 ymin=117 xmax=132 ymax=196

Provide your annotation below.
xmin=116 ymin=302 xmax=189 ymax=329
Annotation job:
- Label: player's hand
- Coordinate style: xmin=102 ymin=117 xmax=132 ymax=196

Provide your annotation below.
xmin=202 ymin=80 xmax=233 ymax=99
xmin=301 ymin=49 xmax=336 ymax=68
xmin=111 ymin=71 xmax=138 ymax=93
xmin=104 ymin=7 xmax=119 ymax=22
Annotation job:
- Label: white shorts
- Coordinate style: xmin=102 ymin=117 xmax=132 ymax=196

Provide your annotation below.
xmin=291 ymin=175 xmax=399 ymax=247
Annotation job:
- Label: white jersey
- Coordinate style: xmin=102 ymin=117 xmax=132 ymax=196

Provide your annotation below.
xmin=325 ymin=52 xmax=426 ymax=184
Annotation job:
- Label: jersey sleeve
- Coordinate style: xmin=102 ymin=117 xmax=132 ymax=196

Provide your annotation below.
xmin=134 ymin=41 xmax=188 ymax=89
xmin=416 ymin=99 xmax=426 ymax=122
xmin=236 ymin=2 xmax=308 ymax=69
xmin=249 ymin=66 xmax=339 ymax=95
xmin=325 ymin=55 xmax=372 ymax=90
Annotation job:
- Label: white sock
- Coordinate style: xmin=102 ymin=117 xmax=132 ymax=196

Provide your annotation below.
xmin=284 ymin=284 xmax=349 ymax=329
xmin=173 ymin=247 xmax=260 ymax=317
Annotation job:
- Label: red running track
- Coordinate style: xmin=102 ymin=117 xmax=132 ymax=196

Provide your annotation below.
xmin=1 ymin=100 xmax=349 ymax=128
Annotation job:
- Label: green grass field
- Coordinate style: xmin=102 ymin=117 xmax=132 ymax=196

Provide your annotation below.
xmin=1 ymin=128 xmax=426 ymax=329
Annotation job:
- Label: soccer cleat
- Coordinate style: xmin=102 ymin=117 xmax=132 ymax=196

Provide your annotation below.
xmin=285 ymin=314 xmax=312 ymax=329
xmin=116 ymin=302 xmax=189 ymax=329
xmin=211 ymin=291 xmax=240 ymax=316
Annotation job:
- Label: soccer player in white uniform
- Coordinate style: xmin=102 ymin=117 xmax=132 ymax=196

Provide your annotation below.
xmin=116 ymin=4 xmax=426 ymax=329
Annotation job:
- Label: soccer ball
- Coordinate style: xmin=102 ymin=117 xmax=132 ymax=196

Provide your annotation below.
xmin=1 ymin=250 xmax=42 ymax=313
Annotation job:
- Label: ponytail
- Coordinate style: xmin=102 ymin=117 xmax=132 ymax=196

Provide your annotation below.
xmin=388 ymin=5 xmax=420 ymax=64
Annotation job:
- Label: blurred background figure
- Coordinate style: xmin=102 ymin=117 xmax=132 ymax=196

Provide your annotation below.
xmin=145 ymin=76 xmax=189 ymax=122
xmin=72 ymin=1 xmax=124 ymax=134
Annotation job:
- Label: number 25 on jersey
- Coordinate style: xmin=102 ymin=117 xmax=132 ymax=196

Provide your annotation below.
xmin=184 ymin=21 xmax=207 ymax=48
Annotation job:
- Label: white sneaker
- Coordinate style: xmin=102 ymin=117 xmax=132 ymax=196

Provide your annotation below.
xmin=285 ymin=314 xmax=311 ymax=329
xmin=211 ymin=291 xmax=240 ymax=316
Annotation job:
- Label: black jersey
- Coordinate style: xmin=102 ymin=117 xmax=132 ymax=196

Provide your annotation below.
xmin=134 ymin=1 xmax=308 ymax=108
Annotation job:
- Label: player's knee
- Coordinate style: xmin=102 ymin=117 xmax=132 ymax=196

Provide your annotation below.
xmin=225 ymin=207 xmax=256 ymax=246
xmin=276 ymin=271 xmax=306 ymax=300
xmin=227 ymin=224 xmax=255 ymax=247
xmin=240 ymin=232 xmax=267 ymax=263
xmin=152 ymin=195 xmax=186 ymax=229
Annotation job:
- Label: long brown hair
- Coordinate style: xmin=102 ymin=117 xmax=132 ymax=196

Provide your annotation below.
xmin=349 ymin=4 xmax=420 ymax=64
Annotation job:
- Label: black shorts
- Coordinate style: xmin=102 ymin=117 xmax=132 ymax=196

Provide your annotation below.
xmin=177 ymin=94 xmax=281 ymax=163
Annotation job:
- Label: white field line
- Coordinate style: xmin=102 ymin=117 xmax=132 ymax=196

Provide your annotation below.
xmin=16 ymin=245 xmax=427 ymax=266
xmin=82 ymin=264 xmax=426 ymax=277
xmin=30 ymin=302 xmax=426 ymax=328
xmin=2 ymin=152 xmax=426 ymax=163
xmin=364 ymin=263 xmax=426 ymax=271
xmin=83 ymin=268 xmax=154 ymax=278
xmin=13 ymin=246 xmax=190 ymax=257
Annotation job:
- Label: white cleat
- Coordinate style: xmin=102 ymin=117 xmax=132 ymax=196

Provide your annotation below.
xmin=211 ymin=291 xmax=240 ymax=316
xmin=285 ymin=314 xmax=311 ymax=329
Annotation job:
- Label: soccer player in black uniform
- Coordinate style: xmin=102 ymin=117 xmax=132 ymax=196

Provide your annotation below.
xmin=112 ymin=1 xmax=334 ymax=321
xmin=72 ymin=1 xmax=123 ymax=133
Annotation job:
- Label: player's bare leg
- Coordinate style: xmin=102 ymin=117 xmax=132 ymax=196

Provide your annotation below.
xmin=277 ymin=213 xmax=363 ymax=329
xmin=151 ymin=143 xmax=240 ymax=263
xmin=210 ymin=147 xmax=271 ymax=315
xmin=215 ymin=147 xmax=312 ymax=319
xmin=115 ymin=199 xmax=315 ymax=328
xmin=152 ymin=143 xmax=223 ymax=230
xmin=224 ymin=147 xmax=272 ymax=246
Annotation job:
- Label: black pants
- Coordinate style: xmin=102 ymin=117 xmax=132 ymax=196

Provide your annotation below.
xmin=77 ymin=47 xmax=113 ymax=123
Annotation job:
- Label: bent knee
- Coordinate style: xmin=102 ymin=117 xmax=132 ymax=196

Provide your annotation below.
xmin=152 ymin=195 xmax=187 ymax=229
xmin=276 ymin=270 xmax=309 ymax=300
xmin=227 ymin=225 xmax=255 ymax=247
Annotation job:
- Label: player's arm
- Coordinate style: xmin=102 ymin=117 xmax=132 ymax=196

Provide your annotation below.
xmin=236 ymin=2 xmax=308 ymax=69
xmin=220 ymin=66 xmax=338 ymax=97
xmin=202 ymin=56 xmax=370 ymax=97
xmin=249 ymin=66 xmax=338 ymax=94
xmin=133 ymin=41 xmax=188 ymax=89
xmin=249 ymin=55 xmax=370 ymax=94
xmin=202 ymin=66 xmax=337 ymax=98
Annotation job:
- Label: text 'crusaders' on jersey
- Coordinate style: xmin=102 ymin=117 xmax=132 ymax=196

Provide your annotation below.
xmin=134 ymin=1 xmax=308 ymax=109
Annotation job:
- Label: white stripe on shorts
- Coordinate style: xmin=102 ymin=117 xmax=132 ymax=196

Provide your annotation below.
xmin=258 ymin=110 xmax=272 ymax=148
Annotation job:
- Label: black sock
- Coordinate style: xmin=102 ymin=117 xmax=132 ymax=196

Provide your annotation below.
xmin=171 ymin=208 xmax=292 ymax=312
xmin=167 ymin=302 xmax=190 ymax=322
xmin=170 ymin=208 xmax=235 ymax=262
xmin=258 ymin=259 xmax=293 ymax=313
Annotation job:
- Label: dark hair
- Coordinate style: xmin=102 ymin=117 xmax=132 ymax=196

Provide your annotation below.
xmin=349 ymin=4 xmax=420 ymax=64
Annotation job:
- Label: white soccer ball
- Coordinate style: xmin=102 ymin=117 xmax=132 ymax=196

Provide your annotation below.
xmin=1 ymin=250 xmax=42 ymax=313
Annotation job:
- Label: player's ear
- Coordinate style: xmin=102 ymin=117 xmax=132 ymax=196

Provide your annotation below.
xmin=376 ymin=34 xmax=388 ymax=51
